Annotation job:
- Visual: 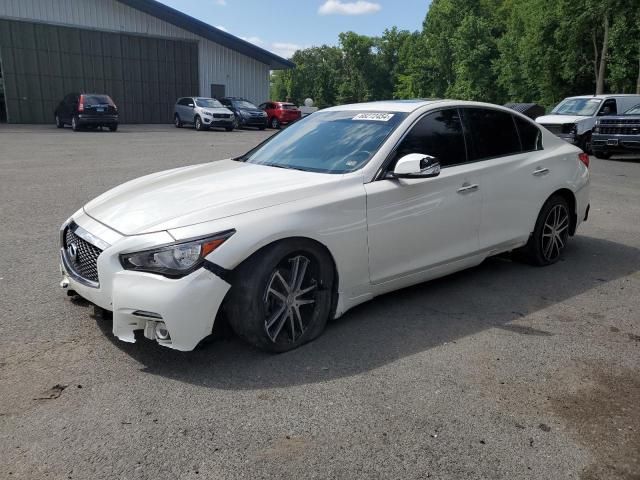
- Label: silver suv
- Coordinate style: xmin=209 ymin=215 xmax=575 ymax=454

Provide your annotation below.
xmin=174 ymin=97 xmax=235 ymax=131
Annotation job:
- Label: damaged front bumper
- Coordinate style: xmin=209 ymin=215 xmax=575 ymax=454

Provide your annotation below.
xmin=59 ymin=211 xmax=231 ymax=351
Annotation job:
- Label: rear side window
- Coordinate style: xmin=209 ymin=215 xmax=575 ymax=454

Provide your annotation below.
xmin=394 ymin=108 xmax=467 ymax=168
xmin=514 ymin=116 xmax=542 ymax=151
xmin=463 ymin=108 xmax=521 ymax=160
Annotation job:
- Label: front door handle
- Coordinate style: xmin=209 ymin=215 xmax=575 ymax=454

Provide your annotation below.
xmin=533 ymin=167 xmax=550 ymax=176
xmin=457 ymin=183 xmax=479 ymax=194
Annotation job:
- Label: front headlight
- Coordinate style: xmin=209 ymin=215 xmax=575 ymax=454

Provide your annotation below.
xmin=202 ymin=111 xmax=213 ymax=117
xmin=120 ymin=230 xmax=235 ymax=278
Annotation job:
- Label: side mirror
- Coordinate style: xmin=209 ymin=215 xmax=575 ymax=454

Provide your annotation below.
xmin=188 ymin=103 xmax=195 ymax=108
xmin=392 ymin=154 xmax=441 ymax=179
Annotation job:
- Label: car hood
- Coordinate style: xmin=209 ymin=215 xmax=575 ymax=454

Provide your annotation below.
xmin=84 ymin=160 xmax=341 ymax=235
xmin=200 ymin=107 xmax=233 ymax=115
xmin=536 ymin=114 xmax=588 ymax=125
xmin=596 ymin=115 xmax=640 ymax=123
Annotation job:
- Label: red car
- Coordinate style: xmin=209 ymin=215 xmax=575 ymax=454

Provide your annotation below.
xmin=259 ymin=101 xmax=302 ymax=129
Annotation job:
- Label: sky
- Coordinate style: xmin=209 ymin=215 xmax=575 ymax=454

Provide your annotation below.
xmin=156 ymin=0 xmax=432 ymax=59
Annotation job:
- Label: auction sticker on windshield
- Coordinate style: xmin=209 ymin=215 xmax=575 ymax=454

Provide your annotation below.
xmin=352 ymin=113 xmax=395 ymax=121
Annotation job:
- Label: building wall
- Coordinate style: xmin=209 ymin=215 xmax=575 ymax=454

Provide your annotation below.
xmin=0 ymin=18 xmax=199 ymax=123
xmin=0 ymin=0 xmax=270 ymax=104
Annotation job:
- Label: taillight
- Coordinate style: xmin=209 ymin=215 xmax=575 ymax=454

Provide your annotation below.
xmin=578 ymin=152 xmax=589 ymax=168
xmin=78 ymin=94 xmax=85 ymax=112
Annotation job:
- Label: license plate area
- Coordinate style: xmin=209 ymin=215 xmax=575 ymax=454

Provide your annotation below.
xmin=96 ymin=108 xmax=105 ymax=113
xmin=607 ymin=139 xmax=619 ymax=146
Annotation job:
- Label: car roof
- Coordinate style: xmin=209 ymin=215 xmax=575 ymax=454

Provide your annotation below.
xmin=324 ymin=99 xmax=527 ymax=114
xmin=565 ymin=94 xmax=640 ymax=100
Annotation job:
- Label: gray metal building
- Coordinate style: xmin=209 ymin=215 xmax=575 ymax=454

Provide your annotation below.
xmin=0 ymin=0 xmax=293 ymax=123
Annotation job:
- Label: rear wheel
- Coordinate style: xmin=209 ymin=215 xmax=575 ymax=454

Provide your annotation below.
xmin=109 ymin=124 xmax=118 ymax=132
xmin=55 ymin=114 xmax=64 ymax=128
xmin=174 ymin=114 xmax=183 ymax=128
xmin=521 ymin=195 xmax=571 ymax=266
xmin=224 ymin=240 xmax=334 ymax=353
xmin=594 ymin=151 xmax=611 ymax=159
xmin=270 ymin=117 xmax=280 ymax=129
xmin=71 ymin=116 xmax=80 ymax=132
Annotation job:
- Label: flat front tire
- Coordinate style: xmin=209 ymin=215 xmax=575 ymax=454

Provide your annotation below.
xmin=224 ymin=239 xmax=334 ymax=353
xmin=521 ymin=195 xmax=571 ymax=266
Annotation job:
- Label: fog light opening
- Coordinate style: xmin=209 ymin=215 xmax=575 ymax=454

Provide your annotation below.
xmin=155 ymin=322 xmax=171 ymax=341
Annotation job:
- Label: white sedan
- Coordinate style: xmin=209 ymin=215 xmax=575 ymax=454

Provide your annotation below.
xmin=59 ymin=100 xmax=590 ymax=352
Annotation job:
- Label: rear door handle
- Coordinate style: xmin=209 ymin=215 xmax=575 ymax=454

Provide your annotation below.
xmin=457 ymin=183 xmax=479 ymax=194
xmin=533 ymin=167 xmax=550 ymax=176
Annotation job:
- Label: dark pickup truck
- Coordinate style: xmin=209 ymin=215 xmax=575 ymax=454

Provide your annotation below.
xmin=592 ymin=103 xmax=640 ymax=159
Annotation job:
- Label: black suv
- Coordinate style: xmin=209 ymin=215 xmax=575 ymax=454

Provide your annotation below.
xmin=219 ymin=97 xmax=267 ymax=130
xmin=55 ymin=93 xmax=119 ymax=131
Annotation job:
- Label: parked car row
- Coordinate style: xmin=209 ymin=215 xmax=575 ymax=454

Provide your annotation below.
xmin=54 ymin=92 xmax=303 ymax=132
xmin=535 ymin=94 xmax=640 ymax=158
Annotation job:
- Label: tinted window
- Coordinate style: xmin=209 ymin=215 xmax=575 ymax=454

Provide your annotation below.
xmin=83 ymin=95 xmax=113 ymax=105
xmin=514 ymin=116 xmax=542 ymax=151
xmin=178 ymin=98 xmax=191 ymax=106
xmin=233 ymin=100 xmax=259 ymax=109
xmin=243 ymin=111 xmax=408 ymax=174
xmin=394 ymin=108 xmax=466 ymax=168
xmin=463 ymin=108 xmax=521 ymax=160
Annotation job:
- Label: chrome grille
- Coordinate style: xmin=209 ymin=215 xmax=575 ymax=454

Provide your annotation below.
xmin=601 ymin=119 xmax=640 ymax=125
xmin=600 ymin=126 xmax=640 ymax=135
xmin=63 ymin=227 xmax=102 ymax=283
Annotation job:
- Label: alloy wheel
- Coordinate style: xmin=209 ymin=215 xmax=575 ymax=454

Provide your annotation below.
xmin=195 ymin=117 xmax=202 ymax=130
xmin=541 ymin=204 xmax=569 ymax=262
xmin=263 ymin=255 xmax=318 ymax=344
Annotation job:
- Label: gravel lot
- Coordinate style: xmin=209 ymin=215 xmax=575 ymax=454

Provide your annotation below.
xmin=0 ymin=124 xmax=638 ymax=480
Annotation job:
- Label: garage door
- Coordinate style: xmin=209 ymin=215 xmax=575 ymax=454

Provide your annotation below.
xmin=0 ymin=19 xmax=199 ymax=123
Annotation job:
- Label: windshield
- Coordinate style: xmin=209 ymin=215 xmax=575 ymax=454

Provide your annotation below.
xmin=624 ymin=104 xmax=640 ymax=115
xmin=240 ymin=110 xmax=408 ymax=174
xmin=195 ymin=98 xmax=223 ymax=108
xmin=551 ymin=98 xmax=602 ymax=116
xmin=233 ymin=100 xmax=259 ymax=109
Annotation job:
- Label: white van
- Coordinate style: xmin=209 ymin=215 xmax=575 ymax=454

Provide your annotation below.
xmin=536 ymin=94 xmax=640 ymax=153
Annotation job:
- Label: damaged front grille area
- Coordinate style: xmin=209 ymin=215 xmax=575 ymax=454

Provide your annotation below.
xmin=61 ymin=223 xmax=105 ymax=287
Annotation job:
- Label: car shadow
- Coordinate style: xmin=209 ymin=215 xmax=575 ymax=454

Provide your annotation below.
xmin=95 ymin=235 xmax=639 ymax=389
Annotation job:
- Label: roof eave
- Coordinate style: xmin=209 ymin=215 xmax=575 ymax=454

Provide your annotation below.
xmin=116 ymin=0 xmax=295 ymax=69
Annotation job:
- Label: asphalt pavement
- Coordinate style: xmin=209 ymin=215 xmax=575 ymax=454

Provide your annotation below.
xmin=0 ymin=124 xmax=638 ymax=479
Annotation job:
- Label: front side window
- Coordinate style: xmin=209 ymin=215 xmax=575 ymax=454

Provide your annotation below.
xmin=393 ymin=108 xmax=466 ymax=168
xmin=463 ymin=108 xmax=521 ymax=160
xmin=240 ymin=110 xmax=408 ymax=174
xmin=195 ymin=98 xmax=223 ymax=108
xmin=598 ymin=99 xmax=617 ymax=115
xmin=551 ymin=98 xmax=602 ymax=116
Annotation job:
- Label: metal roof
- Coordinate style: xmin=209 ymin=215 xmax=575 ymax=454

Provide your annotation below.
xmin=115 ymin=0 xmax=295 ymax=69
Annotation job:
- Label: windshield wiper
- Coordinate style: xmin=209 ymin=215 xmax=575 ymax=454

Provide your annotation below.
xmin=264 ymin=163 xmax=309 ymax=172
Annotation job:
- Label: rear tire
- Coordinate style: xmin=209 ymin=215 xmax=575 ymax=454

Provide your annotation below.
xmin=55 ymin=114 xmax=64 ymax=128
xmin=174 ymin=114 xmax=183 ymax=128
xmin=109 ymin=124 xmax=118 ymax=132
xmin=520 ymin=195 xmax=571 ymax=266
xmin=594 ymin=151 xmax=611 ymax=159
xmin=224 ymin=239 xmax=334 ymax=353
xmin=71 ymin=116 xmax=80 ymax=132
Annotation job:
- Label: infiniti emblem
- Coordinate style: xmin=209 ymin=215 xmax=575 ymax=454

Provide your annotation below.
xmin=67 ymin=243 xmax=78 ymax=262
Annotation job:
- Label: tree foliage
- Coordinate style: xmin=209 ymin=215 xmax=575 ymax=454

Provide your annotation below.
xmin=270 ymin=0 xmax=640 ymax=108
